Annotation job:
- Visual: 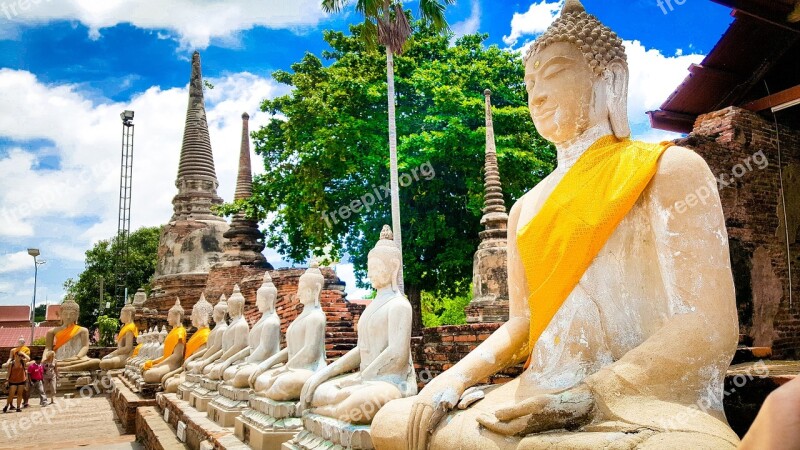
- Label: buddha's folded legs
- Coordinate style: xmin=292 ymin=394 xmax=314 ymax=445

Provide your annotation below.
xmin=263 ymin=369 xmax=314 ymax=401
xmin=99 ymin=355 xmax=128 ymax=370
xmin=312 ymin=380 xmax=402 ymax=424
xmin=231 ymin=363 xmax=258 ymax=388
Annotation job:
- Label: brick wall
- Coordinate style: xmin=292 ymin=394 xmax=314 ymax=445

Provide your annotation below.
xmin=678 ymin=106 xmax=800 ymax=358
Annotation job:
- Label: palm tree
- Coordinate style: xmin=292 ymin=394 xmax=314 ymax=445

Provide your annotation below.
xmin=321 ymin=0 xmax=454 ymax=295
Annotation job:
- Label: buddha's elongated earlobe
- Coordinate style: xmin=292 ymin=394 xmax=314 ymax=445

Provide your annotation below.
xmin=607 ymin=60 xmax=631 ymax=139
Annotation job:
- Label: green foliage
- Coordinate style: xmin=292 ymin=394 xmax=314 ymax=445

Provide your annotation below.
xmin=219 ymin=23 xmax=555 ymax=325
xmin=64 ymin=226 xmax=161 ymax=340
xmin=96 ymin=315 xmax=120 ymax=347
xmin=31 ymin=337 xmax=46 ymax=346
xmin=421 ymin=287 xmax=472 ymax=327
xmin=34 ymin=304 xmax=46 ymax=322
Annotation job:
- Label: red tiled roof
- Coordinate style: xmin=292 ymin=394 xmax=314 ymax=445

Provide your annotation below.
xmin=0 ymin=305 xmax=31 ymax=323
xmin=0 ymin=326 xmax=55 ymax=346
xmin=46 ymin=304 xmax=61 ymax=321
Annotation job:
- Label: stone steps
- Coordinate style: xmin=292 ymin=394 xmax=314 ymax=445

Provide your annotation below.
xmin=137 ymin=406 xmax=190 ymax=450
xmin=156 ymin=392 xmax=250 ymax=450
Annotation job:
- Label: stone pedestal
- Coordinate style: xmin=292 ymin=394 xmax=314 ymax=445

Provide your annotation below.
xmin=235 ymin=396 xmax=303 ymax=450
xmin=189 ymin=377 xmax=222 ymax=412
xmin=178 ymin=372 xmax=203 ymax=401
xmin=207 ymin=384 xmax=252 ymax=427
xmin=284 ymin=414 xmax=373 ymax=450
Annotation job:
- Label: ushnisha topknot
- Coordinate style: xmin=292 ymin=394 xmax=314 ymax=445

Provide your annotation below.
xmin=525 ymin=0 xmax=627 ymax=77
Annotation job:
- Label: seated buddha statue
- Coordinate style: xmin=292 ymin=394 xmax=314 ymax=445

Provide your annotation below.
xmin=127 ymin=328 xmax=154 ymax=369
xmin=185 ymin=294 xmax=229 ymax=375
xmin=97 ymin=298 xmax=138 ymax=370
xmin=223 ymin=272 xmax=282 ymax=388
xmin=205 ymin=285 xmax=250 ymax=380
xmin=372 ymin=2 xmax=740 ymax=449
xmin=45 ymin=295 xmax=99 ymax=371
xmin=143 ymin=299 xmax=187 ymax=383
xmin=300 ymin=226 xmax=416 ymax=424
xmin=161 ymin=293 xmax=214 ymax=390
xmin=249 ymin=261 xmax=327 ymax=401
xmin=3 ymin=337 xmax=30 ymax=368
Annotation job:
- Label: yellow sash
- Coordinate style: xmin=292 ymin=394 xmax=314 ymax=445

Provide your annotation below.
xmin=517 ymin=136 xmax=671 ymax=354
xmin=53 ymin=324 xmax=81 ymax=351
xmin=117 ymin=322 xmax=139 ymax=342
xmin=132 ymin=343 xmax=142 ymax=357
xmin=184 ymin=327 xmax=210 ymax=358
xmin=144 ymin=326 xmax=186 ymax=371
xmin=11 ymin=346 xmax=30 ymax=358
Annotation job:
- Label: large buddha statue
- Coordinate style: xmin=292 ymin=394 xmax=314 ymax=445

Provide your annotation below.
xmin=142 ymin=299 xmax=187 ymax=383
xmin=186 ymin=295 xmax=229 ymax=375
xmin=372 ymin=1 xmax=740 ymax=449
xmin=223 ymin=272 xmax=281 ymax=388
xmin=45 ymin=295 xmax=99 ymax=371
xmin=249 ymin=261 xmax=327 ymax=401
xmin=300 ymin=226 xmax=416 ymax=424
xmin=205 ymin=285 xmax=250 ymax=380
xmin=97 ymin=298 xmax=138 ymax=370
xmin=162 ymin=293 xmax=214 ymax=391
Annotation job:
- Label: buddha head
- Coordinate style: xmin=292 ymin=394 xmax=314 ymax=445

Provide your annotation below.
xmin=167 ymin=298 xmax=185 ymax=328
xmin=367 ymin=225 xmax=402 ymax=292
xmin=191 ymin=293 xmax=213 ymax=329
xmin=524 ymin=0 xmax=629 ymax=144
xmin=120 ymin=296 xmax=136 ymax=324
xmin=213 ymin=294 xmax=228 ymax=325
xmin=298 ymin=259 xmax=324 ymax=307
xmin=228 ymin=285 xmax=245 ymax=318
xmin=17 ymin=337 xmax=25 ymax=347
xmin=60 ymin=295 xmax=80 ymax=326
xmin=256 ymin=272 xmax=278 ymax=314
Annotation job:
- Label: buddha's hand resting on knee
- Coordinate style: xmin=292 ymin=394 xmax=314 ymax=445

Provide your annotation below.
xmin=476 ymin=383 xmax=594 ymax=436
xmin=248 ymin=368 xmax=263 ymax=387
xmin=407 ymin=375 xmax=466 ymax=450
xmin=298 ymin=371 xmax=326 ymax=414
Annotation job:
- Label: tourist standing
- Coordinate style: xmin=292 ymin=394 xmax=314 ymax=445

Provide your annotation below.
xmin=42 ymin=350 xmax=58 ymax=404
xmin=3 ymin=352 xmax=27 ymax=412
xmin=26 ymin=357 xmax=48 ymax=406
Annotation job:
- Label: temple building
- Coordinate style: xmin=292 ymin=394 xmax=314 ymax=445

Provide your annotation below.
xmin=649 ymin=0 xmax=800 ymax=358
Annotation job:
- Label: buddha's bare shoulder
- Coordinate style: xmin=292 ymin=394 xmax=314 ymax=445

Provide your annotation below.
xmin=654 ymin=144 xmax=713 ymax=181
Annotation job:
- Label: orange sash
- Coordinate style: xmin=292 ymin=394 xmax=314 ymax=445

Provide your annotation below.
xmin=131 ymin=343 xmax=142 ymax=357
xmin=143 ymin=326 xmax=186 ymax=371
xmin=53 ymin=324 xmax=81 ymax=351
xmin=10 ymin=346 xmax=30 ymax=359
xmin=117 ymin=322 xmax=138 ymax=342
xmin=184 ymin=327 xmax=210 ymax=359
xmin=517 ymin=136 xmax=671 ymax=354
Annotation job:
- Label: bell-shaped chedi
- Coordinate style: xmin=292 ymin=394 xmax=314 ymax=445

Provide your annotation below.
xmin=154 ymin=51 xmax=229 ymax=278
xmin=219 ymin=112 xmax=272 ymax=268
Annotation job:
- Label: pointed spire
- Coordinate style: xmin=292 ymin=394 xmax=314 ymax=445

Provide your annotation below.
xmin=481 ymin=90 xmax=508 ymax=220
xmin=235 ymin=112 xmax=254 ymax=201
xmin=562 ymin=0 xmax=585 ymax=14
xmin=170 ymin=51 xmax=225 ymax=222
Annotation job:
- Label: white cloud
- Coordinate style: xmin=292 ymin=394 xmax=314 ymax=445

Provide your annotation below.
xmin=0 ymin=251 xmax=32 ymax=274
xmin=503 ymin=0 xmax=563 ymax=46
xmin=452 ymin=0 xmax=481 ymax=39
xmin=0 ymin=0 xmax=327 ymax=48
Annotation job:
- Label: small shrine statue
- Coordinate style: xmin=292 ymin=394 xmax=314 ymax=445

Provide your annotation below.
xmin=249 ymin=260 xmax=327 ymax=401
xmin=371 ymin=1 xmax=740 ymax=449
xmin=223 ymin=272 xmax=281 ymax=388
xmin=300 ymin=225 xmax=415 ymax=424
xmin=142 ymin=298 xmax=187 ymax=383
xmin=185 ymin=294 xmax=229 ymax=375
xmin=161 ymin=293 xmax=214 ymax=391
xmin=97 ymin=297 xmax=139 ymax=370
xmin=205 ymin=285 xmax=250 ymax=380
xmin=45 ymin=295 xmax=99 ymax=371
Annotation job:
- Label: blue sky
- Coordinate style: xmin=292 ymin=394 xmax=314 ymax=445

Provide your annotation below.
xmin=0 ymin=0 xmax=734 ymax=308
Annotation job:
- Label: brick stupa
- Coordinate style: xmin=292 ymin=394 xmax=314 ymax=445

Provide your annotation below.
xmin=466 ymin=89 xmax=510 ymax=323
xmin=146 ymin=51 xmax=229 ymax=313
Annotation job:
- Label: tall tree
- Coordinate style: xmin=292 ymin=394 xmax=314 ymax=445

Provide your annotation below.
xmin=64 ymin=226 xmax=161 ymax=340
xmin=223 ymin=25 xmax=555 ymax=334
xmin=321 ymin=0 xmax=455 ymax=292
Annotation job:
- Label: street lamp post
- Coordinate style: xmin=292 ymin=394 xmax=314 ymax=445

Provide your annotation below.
xmin=27 ymin=248 xmax=45 ymax=344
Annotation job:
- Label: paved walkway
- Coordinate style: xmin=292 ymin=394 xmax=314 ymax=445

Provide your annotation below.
xmin=0 ymin=394 xmax=140 ymax=449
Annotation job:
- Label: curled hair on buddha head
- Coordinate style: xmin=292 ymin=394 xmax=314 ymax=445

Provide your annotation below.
xmin=368 ymin=225 xmax=402 ymax=292
xmin=525 ymin=0 xmax=627 ymax=76
xmin=61 ymin=294 xmax=80 ymax=315
xmin=192 ymin=293 xmax=213 ymax=327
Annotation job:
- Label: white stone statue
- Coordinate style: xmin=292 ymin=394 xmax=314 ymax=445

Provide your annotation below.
xmin=205 ymin=285 xmax=250 ymax=380
xmin=45 ymin=295 xmax=98 ymax=371
xmin=143 ymin=299 xmax=187 ymax=383
xmin=249 ymin=261 xmax=327 ymax=401
xmin=162 ymin=293 xmax=214 ymax=391
xmin=371 ymin=1 xmax=740 ymax=449
xmin=186 ymin=294 xmax=229 ymax=374
xmin=97 ymin=298 xmax=138 ymax=370
xmin=223 ymin=272 xmax=282 ymax=388
xmin=300 ymin=225 xmax=416 ymax=424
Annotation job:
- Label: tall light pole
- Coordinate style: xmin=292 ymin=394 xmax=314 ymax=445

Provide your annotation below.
xmin=27 ymin=248 xmax=45 ymax=343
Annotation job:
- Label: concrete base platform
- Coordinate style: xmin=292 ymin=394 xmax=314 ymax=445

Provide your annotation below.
xmin=284 ymin=414 xmax=373 ymax=450
xmin=157 ymin=392 xmax=250 ymax=450
xmin=110 ymin=376 xmax=158 ymax=434
xmin=235 ymin=397 xmax=303 ymax=450
xmin=208 ymin=385 xmax=251 ymax=427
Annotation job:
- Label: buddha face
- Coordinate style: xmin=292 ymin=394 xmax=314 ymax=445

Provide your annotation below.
xmin=61 ymin=308 xmax=78 ymax=326
xmin=17 ymin=338 xmax=25 ymax=347
xmin=367 ymin=252 xmax=398 ymax=290
xmin=256 ymin=289 xmax=272 ymax=313
xmin=297 ymin=278 xmax=321 ymax=307
xmin=213 ymin=307 xmax=227 ymax=325
xmin=120 ymin=309 xmax=133 ymax=324
xmin=525 ymin=42 xmax=609 ymax=144
xmin=168 ymin=309 xmax=183 ymax=327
